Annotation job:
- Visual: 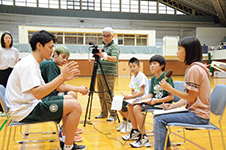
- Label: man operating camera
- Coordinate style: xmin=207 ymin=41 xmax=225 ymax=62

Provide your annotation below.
xmin=95 ymin=27 xmax=120 ymax=121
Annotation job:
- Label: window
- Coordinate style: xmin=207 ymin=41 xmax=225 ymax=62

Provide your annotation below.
xmin=85 ymin=33 xmax=102 ymax=45
xmin=94 ymin=0 xmax=100 ymax=11
xmin=66 ymin=0 xmax=94 ymax=10
xmin=60 ymin=0 xmax=67 ymax=9
xmin=118 ymin=34 xmax=147 ymax=46
xmin=28 ymin=31 xmax=35 ymax=41
xmin=136 ymin=35 xmax=147 ymax=46
xmin=159 ymin=3 xmax=166 ymax=14
xmin=149 ymin=1 xmax=157 ymax=14
xmin=50 ymin=32 xmax=63 ymax=44
xmin=28 ymin=31 xmax=147 ymax=46
xmin=2 ymin=0 xmax=13 ymax=5
xmin=2 ymin=0 xmax=187 ymax=16
xmin=49 ymin=0 xmax=59 ymax=9
xmin=130 ymin=0 xmax=138 ymax=13
xmin=140 ymin=1 xmax=148 ymax=13
xmin=65 ymin=33 xmax=83 ymax=45
xmin=177 ymin=10 xmax=185 ymax=15
xmin=121 ymin=0 xmax=129 ymax=12
xmin=124 ymin=34 xmax=135 ymax=45
xmin=167 ymin=6 xmax=174 ymax=14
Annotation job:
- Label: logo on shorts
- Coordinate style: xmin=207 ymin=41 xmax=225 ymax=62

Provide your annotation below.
xmin=49 ymin=103 xmax=58 ymax=113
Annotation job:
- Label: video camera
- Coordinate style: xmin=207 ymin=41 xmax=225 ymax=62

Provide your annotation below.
xmin=89 ymin=42 xmax=104 ymax=54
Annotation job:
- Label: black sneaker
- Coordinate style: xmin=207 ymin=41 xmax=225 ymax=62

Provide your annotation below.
xmin=122 ymin=129 xmax=140 ymax=141
xmin=60 ymin=141 xmax=86 ymax=150
xmin=130 ymin=134 xmax=150 ymax=148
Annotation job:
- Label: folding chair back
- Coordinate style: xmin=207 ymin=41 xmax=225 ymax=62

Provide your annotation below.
xmin=210 ymin=84 xmax=226 ymax=116
xmin=173 ymin=81 xmax=185 ymax=102
xmin=0 ymin=85 xmax=10 ymax=120
xmin=148 ymin=79 xmax=151 ymax=92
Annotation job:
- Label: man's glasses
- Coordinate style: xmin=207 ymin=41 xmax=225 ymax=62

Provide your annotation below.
xmin=102 ymin=34 xmax=111 ymax=38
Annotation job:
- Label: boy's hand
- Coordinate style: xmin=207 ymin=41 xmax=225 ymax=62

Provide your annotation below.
xmin=145 ymin=99 xmax=155 ymax=105
xmin=61 ymin=61 xmax=80 ymax=79
xmin=79 ymin=85 xmax=89 ymax=95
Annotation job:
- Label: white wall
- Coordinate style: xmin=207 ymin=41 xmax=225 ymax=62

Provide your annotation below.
xmin=196 ymin=27 xmax=226 ymax=46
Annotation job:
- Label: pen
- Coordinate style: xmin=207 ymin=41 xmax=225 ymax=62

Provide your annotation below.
xmin=120 ymin=92 xmax=125 ymax=96
xmin=135 ymin=98 xmax=139 ymax=102
xmin=148 ymin=98 xmax=153 ymax=105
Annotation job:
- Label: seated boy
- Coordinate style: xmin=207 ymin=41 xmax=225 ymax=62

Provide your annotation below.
xmin=40 ymin=45 xmax=89 ymax=99
xmin=122 ymin=55 xmax=174 ymax=148
xmin=40 ymin=45 xmax=89 ymax=141
xmin=5 ymin=30 xmax=86 ymax=150
xmin=118 ymin=57 xmax=149 ymax=133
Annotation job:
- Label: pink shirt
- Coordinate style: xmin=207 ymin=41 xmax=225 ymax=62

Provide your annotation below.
xmin=184 ymin=62 xmax=211 ymax=119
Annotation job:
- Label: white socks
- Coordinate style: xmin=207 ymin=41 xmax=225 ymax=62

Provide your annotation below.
xmin=62 ymin=136 xmax=74 ymax=150
xmin=61 ymin=135 xmax=66 ymax=142
xmin=64 ymin=144 xmax=73 ymax=150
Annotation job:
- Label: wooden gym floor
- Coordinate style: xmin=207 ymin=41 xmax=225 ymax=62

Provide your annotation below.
xmin=0 ymin=76 xmax=226 ymax=150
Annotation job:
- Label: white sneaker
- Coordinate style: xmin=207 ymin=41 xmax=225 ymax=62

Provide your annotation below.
xmin=130 ymin=134 xmax=150 ymax=148
xmin=120 ymin=122 xmax=132 ymax=133
xmin=117 ymin=121 xmax=126 ymax=131
xmin=122 ymin=129 xmax=140 ymax=141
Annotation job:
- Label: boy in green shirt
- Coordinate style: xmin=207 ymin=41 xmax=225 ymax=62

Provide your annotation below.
xmin=122 ymin=55 xmax=174 ymax=148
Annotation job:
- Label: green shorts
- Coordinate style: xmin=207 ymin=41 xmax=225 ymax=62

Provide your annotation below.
xmin=21 ymin=96 xmax=64 ymax=123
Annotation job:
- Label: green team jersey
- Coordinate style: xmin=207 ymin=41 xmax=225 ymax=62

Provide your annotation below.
xmin=40 ymin=59 xmax=60 ymax=95
xmin=149 ymin=72 xmax=174 ymax=105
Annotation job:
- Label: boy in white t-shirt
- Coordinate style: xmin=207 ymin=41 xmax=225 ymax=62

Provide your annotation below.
xmin=122 ymin=55 xmax=174 ymax=148
xmin=117 ymin=57 xmax=149 ymax=133
xmin=5 ymin=30 xmax=86 ymax=150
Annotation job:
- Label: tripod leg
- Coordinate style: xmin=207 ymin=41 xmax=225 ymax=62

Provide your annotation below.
xmin=84 ymin=93 xmax=92 ymax=127
xmin=88 ymin=94 xmax=93 ymax=119
xmin=84 ymin=60 xmax=98 ymax=127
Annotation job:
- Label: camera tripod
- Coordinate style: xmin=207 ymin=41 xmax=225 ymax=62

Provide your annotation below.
xmin=83 ymin=53 xmax=120 ymax=127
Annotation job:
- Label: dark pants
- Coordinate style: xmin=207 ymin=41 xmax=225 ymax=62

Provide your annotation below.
xmin=0 ymin=68 xmax=13 ymax=112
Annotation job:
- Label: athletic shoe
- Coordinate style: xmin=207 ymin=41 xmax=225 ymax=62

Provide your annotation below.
xmin=106 ymin=116 xmax=115 ymax=121
xmin=60 ymin=125 xmax=84 ymax=134
xmin=60 ymin=141 xmax=86 ymax=150
xmin=120 ymin=122 xmax=132 ymax=133
xmin=74 ymin=135 xmax=83 ymax=142
xmin=117 ymin=121 xmax=126 ymax=131
xmin=76 ymin=128 xmax=84 ymax=134
xmin=1 ymin=112 xmax=5 ymax=117
xmin=130 ymin=134 xmax=150 ymax=148
xmin=59 ymin=130 xmax=83 ymax=142
xmin=122 ymin=129 xmax=140 ymax=141
xmin=95 ymin=114 xmax=107 ymax=119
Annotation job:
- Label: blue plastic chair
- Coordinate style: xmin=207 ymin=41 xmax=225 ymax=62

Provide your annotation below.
xmin=164 ymin=84 xmax=226 ymax=150
xmin=172 ymin=81 xmax=185 ymax=102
